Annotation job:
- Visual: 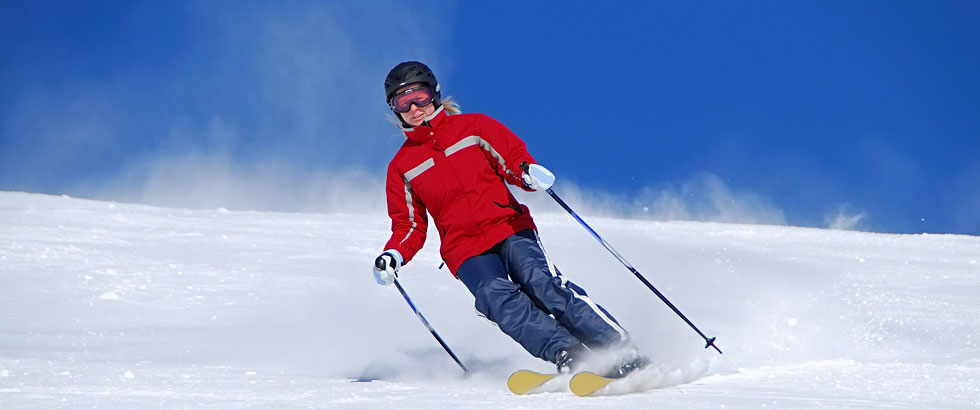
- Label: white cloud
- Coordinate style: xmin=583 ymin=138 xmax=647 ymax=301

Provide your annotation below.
xmin=4 ymin=1 xmax=452 ymax=211
xmin=825 ymin=204 xmax=867 ymax=231
xmin=96 ymin=151 xmax=385 ymax=213
xmin=515 ymin=172 xmax=787 ymax=226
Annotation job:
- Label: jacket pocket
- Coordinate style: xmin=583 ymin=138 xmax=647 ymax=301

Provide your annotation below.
xmin=492 ymin=200 xmax=524 ymax=215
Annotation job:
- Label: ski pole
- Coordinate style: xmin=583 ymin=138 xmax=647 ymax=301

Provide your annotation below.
xmin=545 ymin=188 xmax=722 ymax=354
xmin=393 ymin=278 xmax=469 ymax=373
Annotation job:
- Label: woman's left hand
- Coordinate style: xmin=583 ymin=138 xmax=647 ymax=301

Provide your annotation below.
xmin=522 ymin=163 xmax=556 ymax=191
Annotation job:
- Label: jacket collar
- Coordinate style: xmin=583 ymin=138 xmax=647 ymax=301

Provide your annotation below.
xmin=401 ymin=105 xmax=447 ymax=144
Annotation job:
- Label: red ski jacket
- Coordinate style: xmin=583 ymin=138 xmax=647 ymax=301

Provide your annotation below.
xmin=382 ymin=106 xmax=538 ymax=276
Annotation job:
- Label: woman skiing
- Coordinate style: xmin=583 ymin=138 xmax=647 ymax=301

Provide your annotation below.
xmin=372 ymin=61 xmax=647 ymax=376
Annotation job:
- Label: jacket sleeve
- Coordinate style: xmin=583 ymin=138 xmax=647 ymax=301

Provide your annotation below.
xmin=477 ymin=114 xmax=538 ymax=191
xmin=382 ymin=161 xmax=428 ymax=265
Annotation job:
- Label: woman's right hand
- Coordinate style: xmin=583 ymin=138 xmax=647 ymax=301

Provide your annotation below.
xmin=372 ymin=250 xmax=403 ymax=285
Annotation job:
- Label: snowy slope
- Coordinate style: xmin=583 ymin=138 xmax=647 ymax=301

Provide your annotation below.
xmin=1 ymin=191 xmax=978 ymax=409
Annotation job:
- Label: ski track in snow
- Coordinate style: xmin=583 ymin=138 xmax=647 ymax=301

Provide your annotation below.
xmin=1 ymin=191 xmax=978 ymax=409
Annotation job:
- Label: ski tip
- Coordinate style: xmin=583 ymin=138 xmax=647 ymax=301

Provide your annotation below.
xmin=569 ymin=371 xmax=614 ymax=397
xmin=507 ymin=369 xmax=557 ymax=395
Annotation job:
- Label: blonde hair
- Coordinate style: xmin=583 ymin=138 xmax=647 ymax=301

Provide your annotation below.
xmin=387 ymin=96 xmax=461 ymax=128
xmin=441 ymin=96 xmax=461 ymax=115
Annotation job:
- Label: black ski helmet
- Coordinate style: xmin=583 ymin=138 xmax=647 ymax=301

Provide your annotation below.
xmin=384 ymin=61 xmax=441 ymax=108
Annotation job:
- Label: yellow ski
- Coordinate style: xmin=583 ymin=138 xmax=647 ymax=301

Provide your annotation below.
xmin=568 ymin=371 xmax=616 ymax=396
xmin=507 ymin=369 xmax=557 ymax=395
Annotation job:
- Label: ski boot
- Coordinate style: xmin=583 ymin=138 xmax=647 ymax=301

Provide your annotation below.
xmin=603 ymin=353 xmax=651 ymax=378
xmin=554 ymin=343 xmax=589 ymax=373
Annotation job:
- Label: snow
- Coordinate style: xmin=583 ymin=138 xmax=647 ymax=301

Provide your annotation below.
xmin=1 ymin=191 xmax=978 ymax=409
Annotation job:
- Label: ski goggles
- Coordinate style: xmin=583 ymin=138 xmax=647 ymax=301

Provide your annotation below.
xmin=389 ymin=86 xmax=435 ymax=113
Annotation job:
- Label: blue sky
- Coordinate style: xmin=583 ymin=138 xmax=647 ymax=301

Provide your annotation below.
xmin=1 ymin=1 xmax=978 ymax=235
